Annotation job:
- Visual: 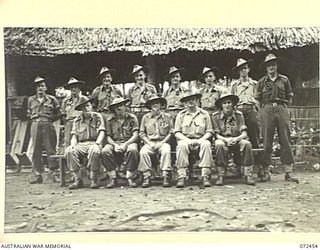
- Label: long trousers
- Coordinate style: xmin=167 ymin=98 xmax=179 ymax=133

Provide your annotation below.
xmin=30 ymin=121 xmax=57 ymax=174
xmin=261 ymin=104 xmax=295 ymax=166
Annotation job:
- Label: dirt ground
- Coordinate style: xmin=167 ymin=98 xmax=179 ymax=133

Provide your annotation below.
xmin=4 ymin=165 xmax=320 ymax=233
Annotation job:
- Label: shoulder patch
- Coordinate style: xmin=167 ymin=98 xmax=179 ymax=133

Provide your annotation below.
xmin=212 ymin=111 xmax=220 ymax=116
xmin=235 ymin=110 xmax=243 ymax=115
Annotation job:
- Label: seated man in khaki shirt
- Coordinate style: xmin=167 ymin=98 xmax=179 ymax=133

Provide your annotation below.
xmin=212 ymin=93 xmax=255 ymax=186
xmin=101 ymin=97 xmax=140 ymax=188
xmin=65 ymin=97 xmax=106 ymax=189
xmin=174 ymin=93 xmax=214 ymax=188
xmin=139 ymin=95 xmax=174 ymax=188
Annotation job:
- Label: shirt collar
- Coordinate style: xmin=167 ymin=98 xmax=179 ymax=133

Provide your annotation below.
xmin=168 ymin=85 xmax=182 ymax=93
xmin=150 ymin=110 xmax=164 ymax=118
xmin=185 ymin=106 xmax=202 ymax=116
xmin=220 ymin=111 xmax=236 ymax=120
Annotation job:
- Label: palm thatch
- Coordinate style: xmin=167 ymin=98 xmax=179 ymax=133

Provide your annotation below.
xmin=4 ymin=27 xmax=320 ymax=57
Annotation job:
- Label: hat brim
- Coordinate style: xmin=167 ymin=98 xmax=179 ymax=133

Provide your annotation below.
xmin=232 ymin=59 xmax=254 ymax=73
xmin=131 ymin=66 xmax=150 ymax=76
xmin=108 ymin=98 xmax=131 ymax=110
xmin=63 ymin=81 xmax=85 ymax=90
xmin=145 ymin=97 xmax=167 ymax=109
xmin=74 ymin=97 xmax=96 ymax=111
xmin=215 ymin=95 xmax=239 ymax=109
xmin=165 ymin=68 xmax=186 ymax=81
xmin=34 ymin=78 xmax=47 ymax=84
xmin=180 ymin=93 xmax=202 ymax=103
xmin=96 ymin=69 xmax=116 ymax=79
xmin=199 ymin=67 xmax=221 ymax=81
xmin=260 ymin=57 xmax=281 ymax=69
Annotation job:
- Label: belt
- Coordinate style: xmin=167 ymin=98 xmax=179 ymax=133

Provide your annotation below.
xmin=263 ymin=101 xmax=287 ymax=107
xmin=237 ymin=104 xmax=255 ymax=109
xmin=32 ymin=118 xmax=51 ymax=122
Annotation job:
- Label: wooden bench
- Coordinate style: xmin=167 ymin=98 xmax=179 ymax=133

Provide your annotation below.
xmin=50 ymin=155 xmax=67 ymax=187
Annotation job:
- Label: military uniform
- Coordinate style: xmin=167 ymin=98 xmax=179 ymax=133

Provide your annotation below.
xmin=61 ymin=95 xmax=89 ymax=147
xmin=127 ymin=83 xmax=157 ymax=107
xmin=28 ymin=94 xmax=61 ymax=174
xmin=256 ymin=74 xmax=295 ymax=174
xmin=162 ymin=86 xmax=189 ymax=109
xmin=66 ymin=112 xmax=105 ymax=182
xmin=212 ymin=110 xmax=254 ymax=180
xmin=174 ymin=107 xmax=213 ymax=179
xmin=92 ymin=84 xmax=123 ymax=111
xmin=139 ymin=111 xmax=173 ymax=178
xmin=231 ymin=78 xmax=260 ymax=149
xmin=101 ymin=112 xmax=140 ymax=180
xmin=200 ymin=85 xmax=221 ymax=114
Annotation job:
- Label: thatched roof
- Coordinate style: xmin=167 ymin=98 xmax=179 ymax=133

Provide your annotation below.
xmin=4 ymin=27 xmax=320 ymax=57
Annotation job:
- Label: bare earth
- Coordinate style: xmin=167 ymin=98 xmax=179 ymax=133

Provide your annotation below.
xmin=4 ymin=168 xmax=320 ymax=233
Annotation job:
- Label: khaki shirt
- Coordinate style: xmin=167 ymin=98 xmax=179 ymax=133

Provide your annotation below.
xmin=28 ymin=94 xmax=61 ymax=121
xmin=256 ymin=74 xmax=294 ymax=104
xmin=174 ymin=107 xmax=214 ymax=139
xmin=71 ymin=112 xmax=105 ymax=142
xmin=61 ymin=95 xmax=89 ymax=121
xmin=104 ymin=112 xmax=139 ymax=142
xmin=140 ymin=111 xmax=173 ymax=141
xmin=92 ymin=84 xmax=123 ymax=111
xmin=127 ymin=83 xmax=157 ymax=106
xmin=231 ymin=78 xmax=258 ymax=105
xmin=212 ymin=110 xmax=247 ymax=137
xmin=162 ymin=86 xmax=189 ymax=109
xmin=200 ymin=85 xmax=221 ymax=109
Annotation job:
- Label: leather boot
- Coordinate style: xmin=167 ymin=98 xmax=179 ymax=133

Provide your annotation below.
xmin=106 ymin=178 xmax=117 ymax=188
xmin=30 ymin=175 xmax=43 ymax=184
xmin=245 ymin=174 xmax=256 ymax=185
xmin=90 ymin=179 xmax=99 ymax=189
xmin=285 ymin=173 xmax=299 ymax=183
xmin=141 ymin=177 xmax=151 ymax=188
xmin=215 ymin=176 xmax=224 ymax=186
xmin=176 ymin=177 xmax=185 ymax=188
xmin=128 ymin=178 xmax=138 ymax=188
xmin=68 ymin=179 xmax=83 ymax=190
xmin=259 ymin=165 xmax=271 ymax=182
xmin=202 ymin=176 xmax=211 ymax=187
xmin=163 ymin=176 xmax=171 ymax=187
xmin=243 ymin=166 xmax=255 ymax=186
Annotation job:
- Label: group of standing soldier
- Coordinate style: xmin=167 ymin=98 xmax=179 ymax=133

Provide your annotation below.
xmin=27 ymin=53 xmax=299 ymax=189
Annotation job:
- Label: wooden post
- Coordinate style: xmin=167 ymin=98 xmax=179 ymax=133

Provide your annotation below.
xmin=145 ymin=55 xmax=157 ymax=90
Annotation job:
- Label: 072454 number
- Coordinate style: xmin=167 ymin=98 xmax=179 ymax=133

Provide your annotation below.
xmin=300 ymin=244 xmax=318 ymax=248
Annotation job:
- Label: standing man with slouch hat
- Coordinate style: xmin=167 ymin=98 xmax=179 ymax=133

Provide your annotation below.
xmin=61 ymin=77 xmax=89 ymax=148
xmin=92 ymin=66 xmax=123 ymax=112
xmin=212 ymin=93 xmax=255 ymax=186
xmin=28 ymin=76 xmax=61 ymax=184
xmin=174 ymin=92 xmax=214 ymax=188
xmin=127 ymin=65 xmax=157 ymax=110
xmin=101 ymin=97 xmax=140 ymax=188
xmin=199 ymin=66 xmax=222 ymax=115
xmin=138 ymin=95 xmax=174 ymax=188
xmin=65 ymin=97 xmax=106 ymax=189
xmin=256 ymin=54 xmax=298 ymax=183
xmin=162 ymin=66 xmax=189 ymax=112
xmin=231 ymin=58 xmax=260 ymax=150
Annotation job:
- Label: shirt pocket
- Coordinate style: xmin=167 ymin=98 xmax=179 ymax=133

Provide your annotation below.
xmin=193 ymin=120 xmax=205 ymax=135
xmin=159 ymin=121 xmax=170 ymax=136
xmin=146 ymin=123 xmax=156 ymax=135
xmin=43 ymin=103 xmax=54 ymax=115
xmin=276 ymin=82 xmax=286 ymax=99
xmin=29 ymin=102 xmax=40 ymax=113
xmin=122 ymin=125 xmax=132 ymax=139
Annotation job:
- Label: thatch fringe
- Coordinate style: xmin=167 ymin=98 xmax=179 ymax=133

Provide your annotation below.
xmin=4 ymin=27 xmax=320 ymax=57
